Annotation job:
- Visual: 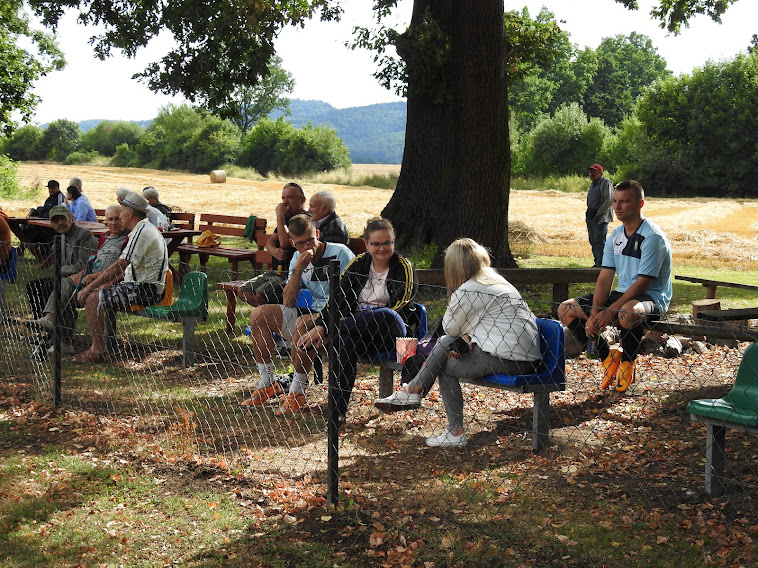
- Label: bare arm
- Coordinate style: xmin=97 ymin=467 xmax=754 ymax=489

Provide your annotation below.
xmin=77 ymin=258 xmax=128 ymax=304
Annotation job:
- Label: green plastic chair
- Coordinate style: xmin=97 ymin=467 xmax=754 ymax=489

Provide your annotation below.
xmin=145 ymin=271 xmax=208 ymax=321
xmin=688 ymin=343 xmax=758 ymax=426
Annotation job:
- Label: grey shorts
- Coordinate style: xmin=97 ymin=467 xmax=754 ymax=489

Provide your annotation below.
xmin=574 ymin=291 xmax=661 ymax=320
xmin=97 ymin=281 xmax=161 ymax=313
xmin=240 ymin=271 xmax=286 ymax=304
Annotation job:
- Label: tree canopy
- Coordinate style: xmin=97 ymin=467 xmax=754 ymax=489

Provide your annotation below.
xmin=0 ymin=0 xmax=65 ymax=135
xmin=17 ymin=0 xmax=745 ymax=265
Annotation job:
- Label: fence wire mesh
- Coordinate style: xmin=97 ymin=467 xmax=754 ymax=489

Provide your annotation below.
xmin=3 ymin=239 xmax=758 ymax=565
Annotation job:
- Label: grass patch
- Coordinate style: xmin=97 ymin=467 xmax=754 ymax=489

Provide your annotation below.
xmin=512 ymin=174 xmax=588 ymax=193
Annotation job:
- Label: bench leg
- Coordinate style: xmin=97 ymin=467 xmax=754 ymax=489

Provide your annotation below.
xmin=552 ymin=283 xmax=569 ymax=318
xmin=706 ymin=285 xmax=717 ymax=300
xmin=230 ymin=260 xmax=239 ymax=281
xmin=104 ymin=310 xmax=118 ymax=353
xmin=705 ymin=423 xmax=726 ymax=497
xmin=532 ymin=390 xmax=551 ymax=452
xmin=378 ymin=364 xmax=394 ymax=398
xmin=182 ymin=321 xmax=197 ymax=367
xmin=0 ymin=281 xmax=6 ymax=316
xmin=224 ymin=290 xmax=237 ymax=334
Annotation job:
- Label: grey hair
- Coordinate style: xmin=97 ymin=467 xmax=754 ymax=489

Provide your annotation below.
xmin=69 ymin=177 xmax=83 ymax=190
xmin=104 ymin=204 xmax=121 ymax=217
xmin=115 ymin=187 xmax=130 ymax=199
xmin=312 ymin=190 xmax=336 ymax=212
xmin=142 ymin=186 xmax=159 ymax=200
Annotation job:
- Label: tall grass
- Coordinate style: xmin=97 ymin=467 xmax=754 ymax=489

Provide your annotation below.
xmin=220 ymin=164 xmax=399 ymax=189
xmin=511 ymin=174 xmax=588 ymax=193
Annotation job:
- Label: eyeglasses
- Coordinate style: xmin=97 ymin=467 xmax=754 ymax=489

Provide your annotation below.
xmin=292 ymin=236 xmax=316 ymax=247
xmin=368 ymin=240 xmax=395 ymax=248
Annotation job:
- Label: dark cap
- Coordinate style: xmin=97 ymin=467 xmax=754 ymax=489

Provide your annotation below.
xmin=46 ymin=180 xmax=60 ymax=189
xmin=48 ymin=205 xmax=70 ymax=220
xmin=587 ymin=164 xmax=603 ymax=173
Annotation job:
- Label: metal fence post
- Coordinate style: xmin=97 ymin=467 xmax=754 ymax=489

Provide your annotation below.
xmin=326 ymin=258 xmax=340 ymax=505
xmin=53 ymin=234 xmax=62 ymax=407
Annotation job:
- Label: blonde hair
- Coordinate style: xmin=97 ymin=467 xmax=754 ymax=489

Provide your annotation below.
xmin=443 ymin=238 xmax=505 ymax=293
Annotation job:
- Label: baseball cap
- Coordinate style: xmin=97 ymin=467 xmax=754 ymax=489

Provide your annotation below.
xmin=49 ymin=205 xmax=70 ymax=220
xmin=587 ymin=164 xmax=603 ymax=173
xmin=46 ymin=180 xmax=60 ymax=189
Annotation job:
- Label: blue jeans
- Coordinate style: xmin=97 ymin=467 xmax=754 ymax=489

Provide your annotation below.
xmin=335 ymin=308 xmax=407 ymax=417
xmin=586 ymin=219 xmax=608 ymax=267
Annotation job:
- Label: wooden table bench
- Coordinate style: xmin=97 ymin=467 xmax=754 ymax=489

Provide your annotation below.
xmin=698 ymin=308 xmax=758 ymax=322
xmin=675 ymin=275 xmax=758 ymax=299
xmin=177 ymin=214 xmax=266 ymax=280
xmin=688 ymin=343 xmax=758 ymax=497
xmin=417 ymin=268 xmax=600 ymax=316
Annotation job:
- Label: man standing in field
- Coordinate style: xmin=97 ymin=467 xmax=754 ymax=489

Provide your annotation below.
xmin=586 ymin=164 xmax=614 ymax=267
xmin=558 ymin=180 xmax=672 ymax=393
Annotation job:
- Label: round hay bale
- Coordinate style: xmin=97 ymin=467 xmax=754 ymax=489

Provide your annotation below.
xmin=210 ymin=170 xmax=227 ymax=184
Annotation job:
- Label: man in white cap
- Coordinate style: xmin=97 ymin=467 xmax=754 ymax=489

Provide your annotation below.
xmin=74 ymin=191 xmax=169 ymax=362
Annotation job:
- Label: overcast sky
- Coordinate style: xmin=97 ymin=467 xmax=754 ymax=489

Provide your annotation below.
xmin=29 ymin=0 xmax=757 ymax=124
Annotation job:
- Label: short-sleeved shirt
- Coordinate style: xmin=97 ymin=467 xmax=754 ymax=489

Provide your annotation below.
xmin=602 ymin=217 xmax=672 ymax=313
xmin=287 ymin=242 xmax=354 ymax=312
xmin=120 ymin=218 xmax=169 ymax=293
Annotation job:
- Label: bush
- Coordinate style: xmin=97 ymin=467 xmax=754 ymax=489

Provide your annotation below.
xmin=239 ymin=118 xmax=351 ymax=176
xmin=518 ymin=103 xmax=611 ymax=177
xmin=4 ymin=124 xmax=45 ymax=161
xmin=135 ymin=104 xmax=239 ymax=173
xmin=82 ymin=121 xmax=144 ymax=157
xmin=38 ymin=119 xmax=82 ymax=162
xmin=64 ymin=149 xmax=104 ymax=165
xmin=111 ymin=143 xmax=138 ymax=168
xmin=0 ymin=154 xmax=22 ymax=198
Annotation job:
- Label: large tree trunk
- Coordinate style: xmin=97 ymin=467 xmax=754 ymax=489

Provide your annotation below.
xmin=382 ymin=0 xmax=515 ymax=268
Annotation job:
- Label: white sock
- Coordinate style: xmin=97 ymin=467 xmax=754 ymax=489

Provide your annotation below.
xmin=256 ymin=362 xmax=276 ymax=389
xmin=289 ymin=372 xmax=308 ymax=395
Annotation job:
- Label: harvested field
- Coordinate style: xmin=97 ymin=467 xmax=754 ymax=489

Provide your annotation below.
xmin=4 ymin=163 xmax=758 ymax=269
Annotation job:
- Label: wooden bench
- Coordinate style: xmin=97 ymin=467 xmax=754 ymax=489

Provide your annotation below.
xmin=217 ymin=237 xmax=367 ymax=333
xmin=698 ymin=308 xmax=758 ymax=323
xmin=675 ymin=275 xmax=758 ymax=300
xmin=688 ymin=343 xmax=758 ymax=497
xmin=105 ymin=272 xmax=209 ymax=367
xmin=177 ymin=214 xmax=266 ymax=280
xmin=417 ymin=268 xmax=600 ymax=316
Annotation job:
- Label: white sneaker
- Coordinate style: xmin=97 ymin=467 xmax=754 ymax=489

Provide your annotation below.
xmin=47 ymin=342 xmax=74 ymax=356
xmin=374 ymin=390 xmax=422 ymax=412
xmin=426 ymin=431 xmax=468 ymax=448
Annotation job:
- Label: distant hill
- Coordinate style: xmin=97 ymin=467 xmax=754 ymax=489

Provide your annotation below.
xmin=64 ymin=99 xmax=406 ymax=165
xmin=272 ymin=100 xmax=406 ymax=164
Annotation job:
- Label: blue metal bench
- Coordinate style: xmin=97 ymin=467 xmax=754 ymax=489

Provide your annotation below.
xmin=458 ymin=318 xmax=566 ymax=452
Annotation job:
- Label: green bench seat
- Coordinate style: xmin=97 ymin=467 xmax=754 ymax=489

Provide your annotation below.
xmin=688 ymin=342 xmax=758 ymax=496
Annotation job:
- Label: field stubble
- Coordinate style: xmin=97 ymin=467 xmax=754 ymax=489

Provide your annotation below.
xmin=4 ymin=163 xmax=758 ymax=269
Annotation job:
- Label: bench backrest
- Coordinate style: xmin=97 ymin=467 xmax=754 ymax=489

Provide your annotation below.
xmin=171 ymin=211 xmax=196 ymax=230
xmin=480 ymin=318 xmax=566 ymax=387
xmin=0 ymin=247 xmax=18 ymax=282
xmin=724 ymin=343 xmax=758 ymax=413
xmin=94 ymin=208 xmax=106 ymax=223
xmin=348 ymin=237 xmax=367 ymax=255
xmin=199 ymin=213 xmax=265 ymax=238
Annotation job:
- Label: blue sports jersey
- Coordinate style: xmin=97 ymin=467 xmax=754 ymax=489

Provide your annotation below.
xmin=602 ymin=218 xmax=672 ymax=313
xmin=288 ymin=242 xmax=355 ymax=311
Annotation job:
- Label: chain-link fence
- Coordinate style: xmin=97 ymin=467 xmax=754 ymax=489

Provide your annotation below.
xmin=3 ymin=237 xmax=758 ymax=563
